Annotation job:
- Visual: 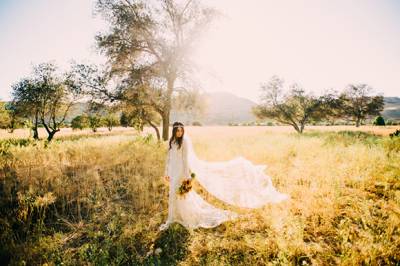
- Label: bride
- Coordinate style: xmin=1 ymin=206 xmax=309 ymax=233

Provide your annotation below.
xmin=159 ymin=121 xmax=290 ymax=231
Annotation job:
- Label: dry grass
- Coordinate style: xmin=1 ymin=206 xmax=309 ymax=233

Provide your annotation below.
xmin=1 ymin=126 xmax=399 ymax=265
xmin=0 ymin=126 xmax=135 ymax=140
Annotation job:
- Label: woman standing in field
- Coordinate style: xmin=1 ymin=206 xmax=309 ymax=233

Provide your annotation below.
xmin=159 ymin=121 xmax=289 ymax=231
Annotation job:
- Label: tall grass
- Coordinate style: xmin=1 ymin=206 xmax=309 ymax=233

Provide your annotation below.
xmin=0 ymin=128 xmax=399 ymax=265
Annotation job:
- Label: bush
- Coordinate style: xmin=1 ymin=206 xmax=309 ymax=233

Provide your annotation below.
xmin=102 ymin=114 xmax=120 ymax=131
xmin=88 ymin=115 xmax=102 ymax=132
xmin=120 ymin=112 xmax=131 ymax=127
xmin=71 ymin=115 xmax=89 ymax=130
xmin=373 ymin=116 xmax=385 ymax=126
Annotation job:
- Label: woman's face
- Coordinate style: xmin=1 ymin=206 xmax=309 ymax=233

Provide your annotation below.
xmin=175 ymin=127 xmax=183 ymax=138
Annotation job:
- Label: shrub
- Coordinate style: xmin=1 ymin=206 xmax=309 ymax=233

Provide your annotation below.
xmin=373 ymin=116 xmax=385 ymax=126
xmin=88 ymin=115 xmax=102 ymax=132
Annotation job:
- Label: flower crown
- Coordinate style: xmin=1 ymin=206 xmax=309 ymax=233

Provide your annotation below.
xmin=173 ymin=124 xmax=184 ymax=128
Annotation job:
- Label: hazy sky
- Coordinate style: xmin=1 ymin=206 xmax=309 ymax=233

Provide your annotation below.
xmin=1 ymin=0 xmax=399 ymax=103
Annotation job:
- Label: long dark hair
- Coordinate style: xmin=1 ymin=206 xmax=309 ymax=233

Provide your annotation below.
xmin=168 ymin=121 xmax=184 ymax=150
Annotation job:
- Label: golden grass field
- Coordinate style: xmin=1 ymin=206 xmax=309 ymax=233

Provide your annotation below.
xmin=1 ymin=125 xmax=399 ymax=265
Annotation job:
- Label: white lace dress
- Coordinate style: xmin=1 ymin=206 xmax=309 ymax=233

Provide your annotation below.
xmin=159 ymin=138 xmax=238 ymax=230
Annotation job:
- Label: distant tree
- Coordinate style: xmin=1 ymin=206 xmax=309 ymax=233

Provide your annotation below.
xmin=252 ymin=75 xmax=325 ymax=134
xmin=68 ymin=63 xmax=163 ymax=138
xmin=373 ymin=116 xmax=385 ymax=126
xmin=88 ymin=115 xmax=102 ymax=132
xmin=0 ymin=101 xmax=11 ymax=130
xmin=119 ymin=99 xmax=162 ymax=139
xmin=86 ymin=101 xmax=121 ymax=132
xmin=120 ymin=112 xmax=131 ymax=127
xmin=338 ymin=84 xmax=384 ymax=127
xmin=71 ymin=115 xmax=89 ymax=130
xmin=103 ymin=113 xmax=119 ymax=131
xmin=83 ymin=102 xmax=105 ymax=133
xmin=3 ymin=102 xmax=23 ymax=133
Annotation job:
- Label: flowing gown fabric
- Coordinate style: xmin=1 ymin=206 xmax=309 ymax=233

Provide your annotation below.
xmin=160 ymin=137 xmax=238 ymax=230
xmin=159 ymin=133 xmax=290 ymax=230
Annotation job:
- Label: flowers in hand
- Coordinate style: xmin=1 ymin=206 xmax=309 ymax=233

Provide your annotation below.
xmin=177 ymin=172 xmax=196 ymax=197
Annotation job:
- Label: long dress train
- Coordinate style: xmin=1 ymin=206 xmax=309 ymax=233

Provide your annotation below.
xmin=159 ymin=133 xmax=289 ymax=230
xmin=159 ymin=137 xmax=238 ymax=230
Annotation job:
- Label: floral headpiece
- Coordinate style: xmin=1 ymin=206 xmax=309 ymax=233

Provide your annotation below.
xmin=173 ymin=124 xmax=184 ymax=128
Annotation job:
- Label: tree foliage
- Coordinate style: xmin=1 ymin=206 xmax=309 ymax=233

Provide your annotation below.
xmin=92 ymin=0 xmax=218 ymax=140
xmin=0 ymin=101 xmax=11 ymax=130
xmin=338 ymin=84 xmax=384 ymax=127
xmin=252 ymin=76 xmax=326 ymax=133
xmin=373 ymin=116 xmax=385 ymax=126
xmin=11 ymin=62 xmax=81 ymax=141
xmin=71 ymin=115 xmax=89 ymax=130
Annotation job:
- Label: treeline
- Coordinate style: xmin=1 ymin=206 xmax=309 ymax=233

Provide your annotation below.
xmin=252 ymin=75 xmax=387 ymax=133
xmin=0 ymin=62 xmax=158 ymax=141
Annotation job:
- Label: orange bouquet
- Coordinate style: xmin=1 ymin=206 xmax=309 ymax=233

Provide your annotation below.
xmin=177 ymin=172 xmax=196 ymax=198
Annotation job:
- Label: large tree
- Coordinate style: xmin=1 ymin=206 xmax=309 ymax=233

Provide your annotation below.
xmin=93 ymin=0 xmax=218 ymax=140
xmin=338 ymin=84 xmax=384 ymax=127
xmin=252 ymin=75 xmax=325 ymax=134
xmin=10 ymin=78 xmax=41 ymax=139
xmin=11 ymin=62 xmax=81 ymax=141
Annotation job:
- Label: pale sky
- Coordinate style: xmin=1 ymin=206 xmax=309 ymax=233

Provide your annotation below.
xmin=1 ymin=0 xmax=399 ymax=104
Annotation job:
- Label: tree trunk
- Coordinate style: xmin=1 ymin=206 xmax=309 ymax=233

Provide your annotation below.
xmin=32 ymin=127 xmax=39 ymax=139
xmin=148 ymin=120 xmax=160 ymax=141
xmin=41 ymin=118 xmax=60 ymax=142
xmin=47 ymin=131 xmax=57 ymax=142
xmin=8 ymin=120 xmax=15 ymax=133
xmin=356 ymin=118 xmax=360 ymax=127
xmin=33 ymin=116 xmax=39 ymax=140
xmin=162 ymin=112 xmax=170 ymax=141
xmin=291 ymin=122 xmax=301 ymax=134
xmin=300 ymin=123 xmax=305 ymax=133
xmin=162 ymin=77 xmax=175 ymax=141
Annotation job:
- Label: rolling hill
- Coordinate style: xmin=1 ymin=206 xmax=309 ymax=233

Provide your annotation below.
xmin=382 ymin=97 xmax=400 ymax=121
xmin=4 ymin=93 xmax=400 ymax=126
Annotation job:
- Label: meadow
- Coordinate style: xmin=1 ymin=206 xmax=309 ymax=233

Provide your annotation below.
xmin=0 ymin=126 xmax=399 ymax=265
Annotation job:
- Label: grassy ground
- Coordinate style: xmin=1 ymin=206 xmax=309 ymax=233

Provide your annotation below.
xmin=1 ymin=126 xmax=399 ymax=265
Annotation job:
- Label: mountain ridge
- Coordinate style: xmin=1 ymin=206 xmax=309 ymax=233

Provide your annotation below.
xmin=2 ymin=92 xmax=400 ymax=125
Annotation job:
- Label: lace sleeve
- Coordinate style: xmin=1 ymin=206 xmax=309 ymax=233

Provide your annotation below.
xmin=164 ymin=148 xmax=170 ymax=176
xmin=182 ymin=138 xmax=191 ymax=179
